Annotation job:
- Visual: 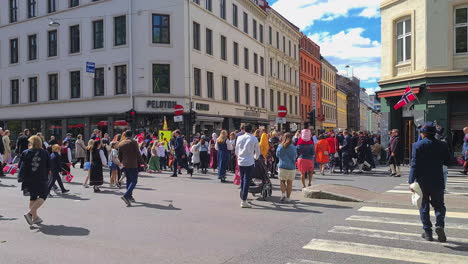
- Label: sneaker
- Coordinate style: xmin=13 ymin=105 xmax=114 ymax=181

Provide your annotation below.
xmin=422 ymin=231 xmax=434 ymax=241
xmin=394 ymin=174 xmax=401 ymax=178
xmin=130 ymin=197 xmax=136 ymax=203
xmin=83 ymin=184 xmax=90 ymax=188
xmin=284 ymin=197 xmax=290 ymax=203
xmin=280 ymin=196 xmax=285 ymax=202
xmin=170 ymin=174 xmax=178 ymax=177
xmin=32 ymin=217 xmax=43 ymax=225
xmin=121 ymin=196 xmax=131 ymax=206
xmin=61 ymin=189 xmax=70 ymax=194
xmin=24 ymin=213 xmax=33 ymax=225
xmin=435 ymin=227 xmax=447 ymax=243
xmin=240 ymin=201 xmax=252 ymax=208
xmin=459 ymin=171 xmax=467 ymax=175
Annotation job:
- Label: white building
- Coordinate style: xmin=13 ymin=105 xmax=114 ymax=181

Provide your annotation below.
xmin=0 ymin=0 xmax=273 ymax=139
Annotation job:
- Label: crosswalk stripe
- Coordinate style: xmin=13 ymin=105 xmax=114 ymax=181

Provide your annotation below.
xmin=329 ymin=226 xmax=468 ymax=246
xmin=386 ymin=189 xmax=468 ymax=195
xmin=346 ymin=215 xmax=468 ymax=230
xmin=286 ymin=261 xmax=330 ymax=264
xmin=359 ymin=206 xmax=468 ymax=219
xmin=303 ymin=239 xmax=468 ymax=264
xmin=399 ymin=183 xmax=468 ymax=186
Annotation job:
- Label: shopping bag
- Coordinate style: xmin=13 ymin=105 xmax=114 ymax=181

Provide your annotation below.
xmin=409 ymin=182 xmax=422 ymax=208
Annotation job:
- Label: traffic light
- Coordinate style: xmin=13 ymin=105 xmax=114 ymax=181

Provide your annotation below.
xmin=190 ymin=110 xmax=197 ymax=123
xmin=126 ymin=109 xmax=136 ymax=123
xmin=307 ymin=110 xmax=316 ymax=127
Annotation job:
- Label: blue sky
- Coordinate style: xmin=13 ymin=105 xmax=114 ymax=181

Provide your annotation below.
xmin=269 ymin=0 xmax=381 ymax=94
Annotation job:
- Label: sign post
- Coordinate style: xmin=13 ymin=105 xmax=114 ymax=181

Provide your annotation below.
xmin=86 ymin=62 xmax=95 ymax=78
xmin=174 ymin=104 xmax=184 ymax=122
xmin=277 ymin=105 xmax=287 ymax=125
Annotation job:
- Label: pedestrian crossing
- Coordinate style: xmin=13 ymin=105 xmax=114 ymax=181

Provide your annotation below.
xmin=386 ymin=177 xmax=468 ymax=196
xmin=294 ymin=202 xmax=468 ymax=264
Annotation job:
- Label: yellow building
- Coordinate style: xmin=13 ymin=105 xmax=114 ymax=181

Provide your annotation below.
xmin=320 ymin=58 xmax=338 ymax=130
xmin=336 ymin=89 xmax=348 ymax=130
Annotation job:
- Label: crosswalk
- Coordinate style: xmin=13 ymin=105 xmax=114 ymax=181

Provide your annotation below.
xmin=291 ymin=202 xmax=468 ymax=264
xmin=386 ymin=177 xmax=468 ymax=196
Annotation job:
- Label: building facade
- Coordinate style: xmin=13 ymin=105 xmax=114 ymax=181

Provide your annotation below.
xmin=320 ymin=57 xmax=337 ymax=130
xmin=299 ymin=34 xmax=321 ymax=127
xmin=336 ymin=74 xmax=361 ymax=131
xmin=336 ymin=88 xmax=348 ymax=130
xmin=379 ymin=0 xmax=468 ymax=160
xmin=0 ymin=0 xmax=273 ymax=140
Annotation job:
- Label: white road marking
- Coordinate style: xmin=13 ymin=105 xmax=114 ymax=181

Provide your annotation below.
xmin=346 ymin=215 xmax=468 ymax=230
xmin=358 ymin=206 xmax=468 ymax=219
xmin=286 ymin=261 xmax=330 ymax=264
xmin=386 ymin=189 xmax=468 ymax=195
xmin=303 ymin=239 xmax=468 ymax=264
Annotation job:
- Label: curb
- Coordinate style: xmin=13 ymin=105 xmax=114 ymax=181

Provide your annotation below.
xmin=302 ymin=189 xmax=363 ymax=202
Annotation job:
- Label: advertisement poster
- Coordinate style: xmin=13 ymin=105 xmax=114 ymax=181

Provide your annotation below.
xmin=159 ymin=130 xmax=172 ymax=149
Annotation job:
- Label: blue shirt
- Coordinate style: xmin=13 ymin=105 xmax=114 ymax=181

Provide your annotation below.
xmin=297 ymin=144 xmax=315 ymax=160
xmin=277 ymin=144 xmax=297 ymax=170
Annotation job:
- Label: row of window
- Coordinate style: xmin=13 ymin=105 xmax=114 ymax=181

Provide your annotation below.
xmin=300 ymin=80 xmax=317 ymax=98
xmin=321 ymin=66 xmax=336 ymax=87
xmin=323 ymin=104 xmax=337 ymax=122
xmin=301 ymin=58 xmax=320 ymax=80
xmin=322 ymin=84 xmax=336 ymax=103
xmin=268 ymin=89 xmax=299 ymax=116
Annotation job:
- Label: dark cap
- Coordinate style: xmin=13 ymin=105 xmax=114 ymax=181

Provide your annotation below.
xmin=420 ymin=121 xmax=436 ymax=134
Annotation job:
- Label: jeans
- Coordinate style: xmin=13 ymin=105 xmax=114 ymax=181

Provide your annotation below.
xmin=239 ymin=165 xmax=254 ymax=201
xmin=172 ymin=155 xmax=187 ymax=175
xmin=123 ymin=168 xmax=139 ymax=199
xmin=419 ymin=188 xmax=446 ymax=231
xmin=342 ymin=152 xmax=351 ymax=173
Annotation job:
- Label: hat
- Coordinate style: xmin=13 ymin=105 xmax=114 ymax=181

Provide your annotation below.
xmin=301 ymin=129 xmax=312 ymax=142
xmin=420 ymin=122 xmax=436 ymax=134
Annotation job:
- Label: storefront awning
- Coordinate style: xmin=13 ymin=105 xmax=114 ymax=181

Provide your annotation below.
xmin=196 ymin=116 xmax=225 ymax=122
xmin=377 ymin=87 xmax=420 ymax=98
xmin=427 ymin=83 xmax=468 ymax=93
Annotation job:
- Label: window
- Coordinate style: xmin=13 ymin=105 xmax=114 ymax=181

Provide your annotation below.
xmin=284 ymin=94 xmax=287 ymax=107
xmin=244 ymin=48 xmax=249 ymax=69
xmin=261 ymin=89 xmax=265 ymax=109
xmin=289 ymin=68 xmax=292 ymax=83
xmin=220 ymin=0 xmax=226 ymax=19
xmin=259 ymin=24 xmax=264 ymax=43
xmin=289 ymin=95 xmax=293 ymax=113
xmin=277 ymin=91 xmax=280 ymax=108
xmin=114 ymin=16 xmax=127 ymax=46
xmin=232 ymin=4 xmax=238 ymax=27
xmin=283 ymin=36 xmax=286 ymax=53
xmin=207 ymin=71 xmax=214 ymax=98
xmin=153 ymin=64 xmax=170 ymax=93
xmin=9 ymin=0 xmax=18 ymax=23
xmin=268 ymin=26 xmax=272 ymax=45
xmin=94 ymin=68 xmax=105 ymax=96
xmin=253 ymin=19 xmax=257 ymax=40
xmin=70 ymin=25 xmax=80 ymax=54
xmin=10 ymin=38 xmax=18 ymax=64
xmin=277 ymin=61 xmax=280 ymax=79
xmin=193 ymin=0 xmax=199 ymax=4
xmin=193 ymin=22 xmax=200 ymax=50
xmin=295 ymin=96 xmax=298 ymax=115
xmin=270 ymin=58 xmax=273 ymax=76
xmin=27 ymin=0 xmax=36 ymax=18
xmin=276 ymin=32 xmax=279 ymax=49
xmin=115 ymin=65 xmax=127 ymax=95
xmin=93 ymin=20 xmax=104 ymax=49
xmin=234 ymin=80 xmax=240 ymax=103
xmin=233 ymin=42 xmax=239 ymax=65
xmin=49 ymin=74 xmax=58 ymax=101
xmin=29 ymin=77 xmax=38 ymax=103
xmin=152 ymin=14 xmax=170 ymax=44
xmin=206 ymin=28 xmax=213 ymax=55
xmin=48 ymin=0 xmax=56 ymax=13
xmin=396 ymin=18 xmax=411 ymax=63
xmin=253 ymin=53 xmax=258 ymax=74
xmin=220 ymin=35 xmax=227 ymax=61
xmin=288 ymin=40 xmax=291 ymax=56
xmin=270 ymin=90 xmax=274 ymax=111
xmin=69 ymin=0 xmax=79 ymax=7
xmin=260 ymin=57 xmax=264 ymax=76
xmin=254 ymin=86 xmax=259 ymax=107
xmin=205 ymin=0 xmax=212 ymax=11
xmin=70 ymin=71 xmax=81 ymax=99
xmin=284 ymin=65 xmax=286 ymax=81
xmin=245 ymin=83 xmax=250 ymax=105
xmin=243 ymin=12 xmax=248 ymax=34
xmin=222 ymin=76 xmax=228 ymax=101
xmin=48 ymin=30 xmax=58 ymax=57
xmin=455 ymin=7 xmax=468 ymax=54
xmin=11 ymin=80 xmax=19 ymax=105
xmin=194 ymin=68 xmax=201 ymax=96
xmin=28 ymin=34 xmax=37 ymax=61
xmin=294 ymin=44 xmax=297 ymax=60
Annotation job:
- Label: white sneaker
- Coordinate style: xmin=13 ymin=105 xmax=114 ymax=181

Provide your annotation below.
xmin=284 ymin=197 xmax=290 ymax=203
xmin=240 ymin=201 xmax=252 ymax=208
xmin=83 ymin=184 xmax=89 ymax=188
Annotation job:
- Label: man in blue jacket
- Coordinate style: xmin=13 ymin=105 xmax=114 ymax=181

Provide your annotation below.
xmin=340 ymin=130 xmax=352 ymax=174
xmin=409 ymin=122 xmax=450 ymax=242
xmin=171 ymin=130 xmax=186 ymax=177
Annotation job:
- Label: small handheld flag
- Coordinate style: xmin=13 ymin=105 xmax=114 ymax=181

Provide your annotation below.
xmin=394 ymin=86 xmax=417 ymax=110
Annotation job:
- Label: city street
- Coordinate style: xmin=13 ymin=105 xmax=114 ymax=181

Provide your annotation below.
xmin=2 ymin=167 xmax=468 ymax=264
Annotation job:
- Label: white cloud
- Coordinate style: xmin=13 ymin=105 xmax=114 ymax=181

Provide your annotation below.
xmin=271 ymin=0 xmax=381 ymax=30
xmin=365 ymin=87 xmax=381 ymax=96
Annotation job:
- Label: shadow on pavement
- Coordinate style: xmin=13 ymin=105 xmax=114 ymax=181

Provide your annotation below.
xmin=445 ymin=241 xmax=468 ymax=252
xmin=57 ymin=193 xmax=90 ymax=201
xmin=132 ymin=201 xmax=181 ymax=210
xmin=314 ymin=177 xmax=355 ymax=182
xmin=0 ymin=182 xmax=16 ymax=188
xmin=33 ymin=224 xmax=90 ymax=236
xmin=249 ymin=202 xmax=323 ymax=214
xmin=0 ymin=215 xmax=18 ymax=221
xmin=189 ymin=177 xmax=213 ymax=181
xmin=295 ymin=201 xmax=353 ymax=209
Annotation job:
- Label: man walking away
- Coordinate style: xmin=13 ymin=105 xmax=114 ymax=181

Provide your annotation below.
xmin=341 ymin=130 xmax=352 ymax=175
xmin=118 ymin=130 xmax=146 ymax=206
xmin=409 ymin=122 xmax=450 ymax=242
xmin=16 ymin=129 xmax=30 ymax=155
xmin=235 ymin=124 xmax=260 ymax=208
xmin=171 ymin=130 xmax=188 ymax=177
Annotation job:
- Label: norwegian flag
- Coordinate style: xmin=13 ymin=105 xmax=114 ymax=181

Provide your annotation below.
xmin=394 ymin=86 xmax=417 ymax=110
xmin=3 ymin=164 xmax=18 ymax=175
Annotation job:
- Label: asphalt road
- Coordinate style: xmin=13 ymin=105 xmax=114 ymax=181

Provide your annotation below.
xmin=1 ymin=166 xmax=468 ymax=264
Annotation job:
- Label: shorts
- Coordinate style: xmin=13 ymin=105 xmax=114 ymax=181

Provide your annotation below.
xmin=110 ymin=163 xmax=120 ymax=171
xmin=28 ymin=183 xmax=48 ymax=201
xmin=278 ymin=168 xmax=296 ymax=181
xmin=296 ymin=158 xmax=314 ymax=174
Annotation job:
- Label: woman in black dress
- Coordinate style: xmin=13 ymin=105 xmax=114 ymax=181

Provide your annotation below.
xmin=89 ymin=140 xmax=108 ymax=192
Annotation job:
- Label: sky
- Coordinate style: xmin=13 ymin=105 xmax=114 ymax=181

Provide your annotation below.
xmin=269 ymin=0 xmax=381 ymax=95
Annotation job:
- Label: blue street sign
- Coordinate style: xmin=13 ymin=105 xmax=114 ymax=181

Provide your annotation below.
xmin=86 ymin=62 xmax=95 ymax=73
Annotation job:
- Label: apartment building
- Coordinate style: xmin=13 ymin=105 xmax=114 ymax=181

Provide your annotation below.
xmin=320 ymin=57 xmax=337 ymax=130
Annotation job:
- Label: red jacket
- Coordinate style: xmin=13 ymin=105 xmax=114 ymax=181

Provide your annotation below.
xmin=326 ymin=137 xmax=338 ymax=154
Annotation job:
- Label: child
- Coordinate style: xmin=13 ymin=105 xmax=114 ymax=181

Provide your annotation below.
xmin=148 ymin=142 xmax=162 ymax=173
xmin=108 ymin=142 xmax=121 ymax=188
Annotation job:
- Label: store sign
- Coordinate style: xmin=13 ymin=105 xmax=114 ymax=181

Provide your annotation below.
xmin=146 ymin=100 xmax=177 ymax=109
xmin=244 ymin=110 xmax=260 ymax=118
xmin=312 ymin=83 xmax=317 ymax=110
xmin=196 ymin=103 xmax=210 ymax=111
xmin=428 ymin=100 xmax=446 ymax=105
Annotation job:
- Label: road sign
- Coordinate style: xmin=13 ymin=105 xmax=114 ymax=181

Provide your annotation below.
xmin=86 ymin=62 xmax=95 ymax=73
xmin=278 ymin=105 xmax=288 ymax=117
xmin=276 ymin=117 xmax=286 ymax=124
xmin=174 ymin=115 xmax=183 ymax=122
xmin=174 ymin=104 xmax=184 ymax=116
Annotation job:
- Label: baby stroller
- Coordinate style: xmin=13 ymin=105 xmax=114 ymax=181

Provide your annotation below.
xmin=249 ymin=156 xmax=272 ymax=201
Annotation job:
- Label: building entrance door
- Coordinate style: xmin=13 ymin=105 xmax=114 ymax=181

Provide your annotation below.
xmin=403 ymin=118 xmax=416 ymax=165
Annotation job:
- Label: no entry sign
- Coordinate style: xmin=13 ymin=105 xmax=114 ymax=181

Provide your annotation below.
xmin=278 ymin=105 xmax=288 ymax=118
xmin=174 ymin=104 xmax=184 ymax=116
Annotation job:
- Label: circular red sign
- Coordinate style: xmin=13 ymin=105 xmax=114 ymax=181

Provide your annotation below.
xmin=174 ymin=104 xmax=184 ymax=116
xmin=278 ymin=106 xmax=288 ymax=118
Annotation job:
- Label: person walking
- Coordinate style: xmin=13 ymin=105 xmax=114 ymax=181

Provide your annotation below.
xmin=171 ymin=130 xmax=188 ymax=177
xmin=297 ymin=129 xmax=315 ymax=188
xmin=60 ymin=141 xmax=72 ymax=176
xmin=157 ymin=142 xmax=167 ymax=171
xmin=277 ymin=133 xmax=297 ymax=202
xmin=191 ymin=140 xmax=201 ymax=172
xmin=235 ymin=124 xmax=260 ymax=208
xmin=83 ymin=139 xmax=95 ymax=188
xmin=341 ymin=130 xmax=352 ymax=174
xmin=388 ymin=129 xmax=402 ymax=177
xmin=89 ymin=140 xmax=107 ymax=192
xmin=16 ymin=129 xmax=30 ymax=155
xmin=460 ymin=127 xmax=468 ymax=175
xmin=227 ymin=132 xmax=236 ymax=173
xmin=209 ymin=133 xmax=218 ymax=172
xmin=268 ymin=131 xmax=280 ymax=178
xmin=198 ymin=137 xmax=210 ymax=174
xmin=409 ymin=122 xmax=450 ymax=242
xmin=216 ymin=130 xmax=232 ymax=182
xmin=148 ymin=142 xmax=162 ymax=173
xmin=73 ymin=134 xmax=86 ymax=169
xmin=326 ymin=132 xmax=338 ymax=173
xmin=18 ymin=136 xmax=50 ymax=225
xmin=118 ymin=130 xmax=146 ymax=206
xmin=0 ymin=128 xmax=5 ymax=177
xmin=315 ymin=135 xmax=330 ymax=175
xmin=2 ymin=130 xmax=11 ymax=164
xmin=49 ymin=144 xmax=70 ymax=195
xmin=108 ymin=142 xmax=121 ymax=187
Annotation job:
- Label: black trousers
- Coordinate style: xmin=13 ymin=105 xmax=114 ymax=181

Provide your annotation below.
xmin=73 ymin=158 xmax=85 ymax=168
xmin=48 ymin=172 xmax=66 ymax=192
xmin=342 ymin=152 xmax=351 ymax=173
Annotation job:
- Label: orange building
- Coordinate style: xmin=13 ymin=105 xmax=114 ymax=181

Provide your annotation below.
xmin=299 ymin=35 xmax=321 ymax=127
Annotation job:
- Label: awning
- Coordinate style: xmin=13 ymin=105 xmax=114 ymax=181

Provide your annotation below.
xmin=427 ymin=83 xmax=468 ymax=93
xmin=377 ymin=87 xmax=420 ymax=98
xmin=196 ymin=116 xmax=225 ymax=122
